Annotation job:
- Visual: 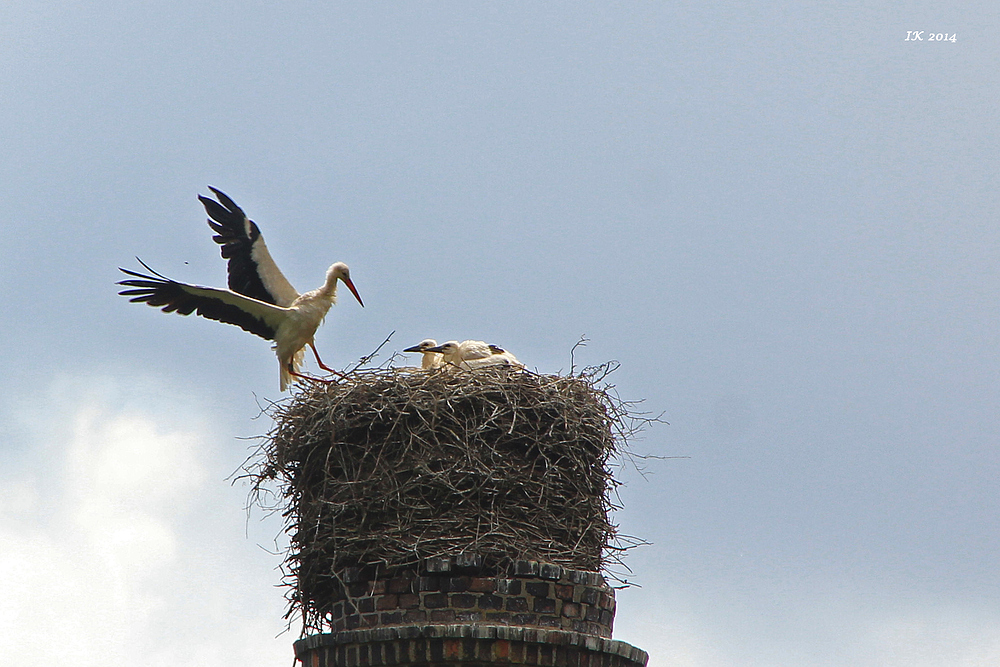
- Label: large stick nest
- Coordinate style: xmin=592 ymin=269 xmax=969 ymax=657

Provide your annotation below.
xmin=251 ymin=362 xmax=650 ymax=631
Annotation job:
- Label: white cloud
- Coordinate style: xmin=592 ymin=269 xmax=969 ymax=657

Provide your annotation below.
xmin=13 ymin=376 xmax=997 ymax=667
xmin=64 ymin=404 xmax=205 ymax=574
xmin=0 ymin=375 xmax=290 ymax=667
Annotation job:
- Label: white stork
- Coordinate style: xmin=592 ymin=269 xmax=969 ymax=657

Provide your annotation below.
xmin=402 ymin=339 xmax=444 ymax=370
xmin=427 ymin=340 xmax=524 ymax=371
xmin=118 ymin=189 xmax=363 ymax=391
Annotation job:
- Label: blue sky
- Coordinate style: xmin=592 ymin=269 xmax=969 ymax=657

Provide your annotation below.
xmin=2 ymin=3 xmax=998 ymax=665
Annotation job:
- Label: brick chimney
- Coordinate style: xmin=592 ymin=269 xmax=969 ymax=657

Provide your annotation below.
xmin=293 ymin=557 xmax=647 ymax=667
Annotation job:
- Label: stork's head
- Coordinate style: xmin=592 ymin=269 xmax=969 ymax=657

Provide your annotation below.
xmin=403 ymin=339 xmax=439 ymax=353
xmin=426 ymin=341 xmax=461 ymax=357
xmin=324 ymin=262 xmax=364 ymax=307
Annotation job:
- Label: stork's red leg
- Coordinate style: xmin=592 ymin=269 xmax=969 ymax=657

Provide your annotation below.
xmin=291 ymin=370 xmax=335 ymax=385
xmin=309 ymin=343 xmax=348 ymax=378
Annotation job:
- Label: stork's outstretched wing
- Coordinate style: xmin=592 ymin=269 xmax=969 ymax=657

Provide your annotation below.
xmin=117 ymin=261 xmax=291 ymax=341
xmin=199 ymin=187 xmax=300 ymax=306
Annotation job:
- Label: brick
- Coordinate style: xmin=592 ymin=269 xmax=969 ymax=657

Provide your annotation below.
xmin=369 ymin=580 xmax=386 ymax=595
xmin=526 ymin=582 xmax=551 ymax=597
xmin=554 ymin=584 xmax=574 ymax=601
xmin=423 ymin=593 xmax=448 ymax=608
xmin=398 ymin=593 xmax=420 ymax=609
xmin=511 ymin=613 xmax=538 ymax=626
xmin=538 ymin=616 xmax=561 ymax=629
xmin=444 ymin=576 xmax=471 ymax=592
xmin=375 ymin=595 xmax=398 ymax=611
xmin=388 ymin=578 xmax=411 ymax=594
xmin=345 ymin=614 xmax=361 ymax=630
xmin=429 ymin=638 xmax=445 ymax=662
xmin=505 ymin=597 xmax=529 ymax=612
xmin=539 ymin=563 xmax=563 ymax=580
xmin=585 ymin=605 xmax=600 ymax=621
xmin=568 ymin=570 xmax=602 ymax=586
xmin=533 ymin=597 xmax=557 ymax=614
xmin=455 ymin=611 xmax=483 ymax=622
xmin=444 ymin=638 xmax=461 ymax=661
xmin=348 ymin=582 xmax=369 ymax=597
xmin=562 ymin=602 xmax=581 ymax=618
xmin=429 ymin=609 xmax=456 ymax=623
xmin=451 ymin=593 xmax=476 ymax=608
xmin=357 ymin=597 xmax=376 ymax=613
xmin=425 ymin=558 xmax=452 ymax=573
xmin=455 ymin=552 xmax=483 ymax=570
xmin=469 ymin=577 xmax=496 ymax=593
xmin=485 ymin=612 xmax=512 ymax=624
xmin=600 ymin=609 xmax=614 ymax=626
xmin=362 ymin=613 xmax=379 ymax=627
xmin=478 ymin=594 xmax=504 ymax=610
xmin=580 ymin=587 xmax=600 ymax=605
xmin=402 ymin=609 xmax=427 ymax=623
xmin=511 ymin=642 xmax=525 ymax=663
xmin=380 ymin=611 xmax=403 ymax=625
xmin=417 ymin=576 xmax=440 ymax=592
xmin=513 ymin=560 xmax=538 ymax=576
xmin=495 ymin=579 xmax=521 ymax=595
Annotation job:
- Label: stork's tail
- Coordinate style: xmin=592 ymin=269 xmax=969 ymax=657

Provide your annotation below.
xmin=279 ymin=348 xmax=306 ymax=391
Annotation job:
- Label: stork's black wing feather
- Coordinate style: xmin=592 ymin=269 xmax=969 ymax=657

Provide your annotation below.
xmin=198 ymin=187 xmax=298 ymax=306
xmin=118 ymin=266 xmax=280 ymax=341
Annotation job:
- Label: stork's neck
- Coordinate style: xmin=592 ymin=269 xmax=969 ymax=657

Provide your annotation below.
xmin=319 ymin=276 xmax=340 ymax=300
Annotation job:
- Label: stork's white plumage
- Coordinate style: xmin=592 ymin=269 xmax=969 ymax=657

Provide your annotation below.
xmin=481 ymin=344 xmax=523 ymax=369
xmin=427 ymin=340 xmax=524 ymax=370
xmin=403 ymin=339 xmax=444 ymax=369
xmin=118 ymin=189 xmax=363 ymax=390
xmin=429 ymin=340 xmax=490 ymax=370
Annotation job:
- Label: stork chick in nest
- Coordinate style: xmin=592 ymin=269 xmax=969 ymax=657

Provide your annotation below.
xmin=427 ymin=340 xmax=524 ymax=370
xmin=403 ymin=339 xmax=445 ymax=370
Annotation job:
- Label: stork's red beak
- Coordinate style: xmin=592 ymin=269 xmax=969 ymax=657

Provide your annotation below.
xmin=343 ymin=277 xmax=364 ymax=307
